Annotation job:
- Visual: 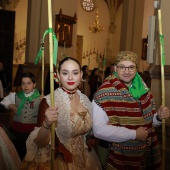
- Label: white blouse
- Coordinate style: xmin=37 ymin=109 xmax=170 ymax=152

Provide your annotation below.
xmin=92 ymin=100 xmax=161 ymax=143
xmin=0 ymin=90 xmax=35 ymax=108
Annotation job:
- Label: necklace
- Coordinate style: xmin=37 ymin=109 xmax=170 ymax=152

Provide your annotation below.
xmin=62 ymin=87 xmax=77 ymax=100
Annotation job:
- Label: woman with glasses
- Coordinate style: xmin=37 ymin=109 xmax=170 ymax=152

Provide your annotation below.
xmin=92 ymin=51 xmax=170 ymax=170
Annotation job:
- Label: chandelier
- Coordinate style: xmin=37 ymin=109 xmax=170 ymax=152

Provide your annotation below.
xmin=89 ymin=8 xmax=104 ymax=34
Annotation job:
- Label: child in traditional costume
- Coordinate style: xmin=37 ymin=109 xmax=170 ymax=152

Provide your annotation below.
xmin=0 ymin=72 xmax=42 ymax=160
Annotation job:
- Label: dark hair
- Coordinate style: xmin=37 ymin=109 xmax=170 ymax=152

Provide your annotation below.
xmin=82 ymin=65 xmax=88 ymax=72
xmin=20 ymin=72 xmax=36 ymax=84
xmin=90 ymin=68 xmax=98 ymax=77
xmin=104 ymin=66 xmax=111 ymax=78
xmin=81 ymin=65 xmax=89 ymax=79
xmin=58 ymin=57 xmax=81 ymax=72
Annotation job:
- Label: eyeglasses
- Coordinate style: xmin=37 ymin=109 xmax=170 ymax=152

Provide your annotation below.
xmin=116 ymin=65 xmax=137 ymax=72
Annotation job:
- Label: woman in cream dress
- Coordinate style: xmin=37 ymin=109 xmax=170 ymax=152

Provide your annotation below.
xmin=21 ymin=57 xmax=101 ymax=170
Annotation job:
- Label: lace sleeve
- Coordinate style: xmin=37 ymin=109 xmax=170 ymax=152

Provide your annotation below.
xmin=25 ymin=127 xmax=51 ymax=163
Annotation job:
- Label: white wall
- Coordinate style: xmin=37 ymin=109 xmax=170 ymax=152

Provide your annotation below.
xmin=6 ymin=0 xmax=121 ymax=69
xmin=142 ymin=0 xmax=154 ymax=38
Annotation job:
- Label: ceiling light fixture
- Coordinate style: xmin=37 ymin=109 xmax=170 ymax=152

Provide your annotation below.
xmin=89 ymin=8 xmax=104 ymax=34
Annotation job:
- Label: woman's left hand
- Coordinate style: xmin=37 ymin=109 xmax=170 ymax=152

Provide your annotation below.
xmin=157 ymin=105 xmax=170 ymax=120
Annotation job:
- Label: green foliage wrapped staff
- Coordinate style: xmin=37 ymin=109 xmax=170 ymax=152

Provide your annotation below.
xmin=34 ymin=1 xmax=58 ymax=169
xmin=158 ymin=9 xmax=166 ymax=170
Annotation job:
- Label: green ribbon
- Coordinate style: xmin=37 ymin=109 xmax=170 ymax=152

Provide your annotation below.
xmin=159 ymin=34 xmax=165 ymax=66
xmin=16 ymin=89 xmax=40 ymax=116
xmin=34 ymin=28 xmax=58 ymax=66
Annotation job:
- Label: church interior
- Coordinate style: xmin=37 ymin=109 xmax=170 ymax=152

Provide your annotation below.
xmin=0 ymin=0 xmax=170 ymax=169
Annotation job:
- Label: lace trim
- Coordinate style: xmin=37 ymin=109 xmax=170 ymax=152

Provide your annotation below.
xmin=25 ymin=127 xmax=51 ymax=162
xmin=44 ymin=88 xmax=92 ymax=150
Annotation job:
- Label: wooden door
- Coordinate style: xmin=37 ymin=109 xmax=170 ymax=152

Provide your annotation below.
xmin=0 ymin=10 xmax=15 ymax=91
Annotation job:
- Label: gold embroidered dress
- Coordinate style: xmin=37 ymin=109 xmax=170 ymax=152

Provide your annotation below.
xmin=21 ymin=88 xmax=101 ymax=170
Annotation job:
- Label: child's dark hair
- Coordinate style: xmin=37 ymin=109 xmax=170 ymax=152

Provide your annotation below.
xmin=58 ymin=57 xmax=81 ymax=72
xmin=20 ymin=72 xmax=36 ymax=84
